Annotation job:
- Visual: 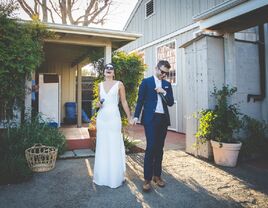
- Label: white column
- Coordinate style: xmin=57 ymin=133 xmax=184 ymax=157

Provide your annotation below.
xmin=25 ymin=77 xmax=32 ymax=118
xmin=224 ymin=33 xmax=236 ymax=87
xmin=105 ymin=42 xmax=112 ymax=64
xmin=77 ymin=65 xmax=82 ymax=127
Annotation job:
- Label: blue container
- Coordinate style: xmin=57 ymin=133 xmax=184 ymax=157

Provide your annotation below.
xmin=82 ymin=110 xmax=90 ymax=123
xmin=48 ymin=122 xmax=58 ymax=128
xmin=65 ymin=102 xmax=76 ymax=123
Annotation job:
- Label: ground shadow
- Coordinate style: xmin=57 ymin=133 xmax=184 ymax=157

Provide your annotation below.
xmin=125 ymin=153 xmax=242 ymax=208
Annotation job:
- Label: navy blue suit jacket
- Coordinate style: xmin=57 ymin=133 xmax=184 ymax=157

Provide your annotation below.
xmin=134 ymin=76 xmax=174 ymax=126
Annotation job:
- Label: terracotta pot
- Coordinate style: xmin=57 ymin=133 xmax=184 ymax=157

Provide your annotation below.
xmin=210 ymin=140 xmax=242 ymax=167
xmin=89 ymin=137 xmax=96 ymax=152
xmin=88 ymin=128 xmax=96 ymax=138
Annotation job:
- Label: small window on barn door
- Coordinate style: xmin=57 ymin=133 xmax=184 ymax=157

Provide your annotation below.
xmin=145 ymin=0 xmax=154 ymax=18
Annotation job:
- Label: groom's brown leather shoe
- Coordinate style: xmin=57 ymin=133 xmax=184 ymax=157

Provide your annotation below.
xmin=153 ymin=176 xmax=165 ymax=187
xmin=142 ymin=180 xmax=151 ymax=192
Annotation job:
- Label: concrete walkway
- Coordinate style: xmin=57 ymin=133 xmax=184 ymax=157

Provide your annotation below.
xmin=0 ymin=127 xmax=268 ymax=208
xmin=1 ymin=152 xmax=268 ymax=207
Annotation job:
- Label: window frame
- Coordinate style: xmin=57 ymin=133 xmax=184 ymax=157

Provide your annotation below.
xmin=155 ymin=40 xmax=177 ymax=86
xmin=145 ymin=0 xmax=155 ymax=19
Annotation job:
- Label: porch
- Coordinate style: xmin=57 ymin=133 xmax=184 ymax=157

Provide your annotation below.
xmin=26 ymin=23 xmax=141 ymax=128
xmin=60 ymin=124 xmax=186 ymax=151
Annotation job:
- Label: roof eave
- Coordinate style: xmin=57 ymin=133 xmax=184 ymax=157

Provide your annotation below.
xmin=45 ymin=23 xmax=142 ymax=40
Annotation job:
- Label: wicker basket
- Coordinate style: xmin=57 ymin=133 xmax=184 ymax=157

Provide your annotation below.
xmin=25 ymin=144 xmax=58 ymax=172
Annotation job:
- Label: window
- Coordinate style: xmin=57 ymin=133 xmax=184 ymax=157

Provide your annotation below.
xmin=156 ymin=41 xmax=176 ymax=84
xmin=145 ymin=0 xmax=154 ymax=18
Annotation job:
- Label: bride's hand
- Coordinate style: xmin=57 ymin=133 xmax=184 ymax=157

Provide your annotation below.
xmin=128 ymin=117 xmax=134 ymax=125
xmin=95 ymin=101 xmax=102 ymax=108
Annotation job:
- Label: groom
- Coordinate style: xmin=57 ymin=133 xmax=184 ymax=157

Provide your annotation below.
xmin=133 ymin=60 xmax=174 ymax=192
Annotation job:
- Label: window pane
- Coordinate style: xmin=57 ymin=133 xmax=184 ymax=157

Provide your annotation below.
xmin=157 ymin=41 xmax=176 ymax=83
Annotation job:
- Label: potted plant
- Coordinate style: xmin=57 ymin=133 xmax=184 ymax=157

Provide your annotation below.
xmin=88 ymin=115 xmax=97 ymax=137
xmin=195 ymin=85 xmax=242 ymax=167
xmin=88 ymin=115 xmax=97 ymax=151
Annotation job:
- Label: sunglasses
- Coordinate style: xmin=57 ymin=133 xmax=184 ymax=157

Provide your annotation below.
xmin=159 ymin=68 xmax=169 ymax=75
xmin=105 ymin=66 xmax=114 ymax=70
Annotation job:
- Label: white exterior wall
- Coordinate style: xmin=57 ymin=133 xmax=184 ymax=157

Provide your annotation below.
xmin=263 ymin=23 xmax=268 ymax=123
xmin=137 ymin=28 xmax=199 ymax=133
xmin=122 ymin=0 xmax=268 ymax=138
xmin=124 ymin=0 xmax=226 ymax=51
xmin=235 ymin=41 xmax=262 ymax=120
xmin=122 ymin=0 xmax=227 ymax=133
xmin=184 ymin=36 xmax=224 ymax=158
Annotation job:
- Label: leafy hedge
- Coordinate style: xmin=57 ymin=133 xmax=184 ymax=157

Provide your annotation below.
xmin=92 ymin=51 xmax=147 ymax=121
xmin=0 ymin=2 xmax=52 ymax=121
xmin=0 ymin=115 xmax=66 ymax=185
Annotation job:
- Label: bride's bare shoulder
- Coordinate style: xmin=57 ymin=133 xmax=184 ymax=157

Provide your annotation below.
xmin=115 ymin=80 xmax=123 ymax=85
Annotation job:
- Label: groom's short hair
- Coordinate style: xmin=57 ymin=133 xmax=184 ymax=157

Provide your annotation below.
xmin=157 ymin=60 xmax=171 ymax=70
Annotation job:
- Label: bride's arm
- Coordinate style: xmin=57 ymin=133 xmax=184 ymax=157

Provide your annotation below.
xmin=119 ymin=81 xmax=132 ymax=123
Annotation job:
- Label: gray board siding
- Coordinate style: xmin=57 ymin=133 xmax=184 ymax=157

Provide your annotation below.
xmin=124 ymin=0 xmax=226 ymax=51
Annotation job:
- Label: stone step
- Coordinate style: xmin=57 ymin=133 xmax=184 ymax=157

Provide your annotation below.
xmin=66 ymin=138 xmax=95 ymax=150
xmin=59 ymin=149 xmax=95 ymax=159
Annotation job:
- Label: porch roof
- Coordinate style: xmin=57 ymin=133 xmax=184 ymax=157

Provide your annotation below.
xmin=193 ymin=0 xmax=268 ymax=33
xmin=45 ymin=23 xmax=141 ymax=46
xmin=42 ymin=23 xmax=142 ymax=65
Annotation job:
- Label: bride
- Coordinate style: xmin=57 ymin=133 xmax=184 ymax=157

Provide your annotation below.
xmin=93 ymin=63 xmax=132 ymax=188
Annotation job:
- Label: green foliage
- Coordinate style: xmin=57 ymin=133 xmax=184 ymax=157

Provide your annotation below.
xmin=123 ymin=133 xmax=140 ymax=151
xmin=0 ymin=3 xmax=53 ymax=121
xmin=194 ymin=110 xmax=217 ymax=145
xmin=240 ymin=115 xmax=268 ymax=159
xmin=112 ymin=51 xmax=147 ymax=117
xmin=92 ymin=51 xmax=147 ymax=124
xmin=0 ymin=114 xmax=66 ymax=184
xmin=195 ymin=85 xmax=242 ymax=146
xmin=0 ymin=154 xmax=32 ymax=185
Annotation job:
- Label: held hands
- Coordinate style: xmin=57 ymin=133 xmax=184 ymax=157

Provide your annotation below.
xmin=127 ymin=117 xmax=138 ymax=125
xmin=132 ymin=117 xmax=139 ymax=125
xmin=128 ymin=117 xmax=134 ymax=125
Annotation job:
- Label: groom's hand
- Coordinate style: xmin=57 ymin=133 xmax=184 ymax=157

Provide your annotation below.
xmin=133 ymin=117 xmax=139 ymax=125
xmin=155 ymin=87 xmax=166 ymax=95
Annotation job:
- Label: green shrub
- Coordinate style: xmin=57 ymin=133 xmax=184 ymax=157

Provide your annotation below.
xmin=0 ymin=114 xmax=66 ymax=185
xmin=195 ymin=85 xmax=242 ymax=146
xmin=123 ymin=133 xmax=140 ymax=152
xmin=92 ymin=51 xmax=147 ymax=123
xmin=240 ymin=115 xmax=268 ymax=159
xmin=0 ymin=155 xmax=33 ymax=185
xmin=0 ymin=2 xmax=53 ymax=122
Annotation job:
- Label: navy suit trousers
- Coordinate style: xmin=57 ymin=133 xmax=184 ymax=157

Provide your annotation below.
xmin=143 ymin=113 xmax=168 ymax=181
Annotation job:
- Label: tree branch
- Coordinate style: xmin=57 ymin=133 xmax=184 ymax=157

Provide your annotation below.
xmin=17 ymin=0 xmax=35 ymax=19
xmin=49 ymin=0 xmax=62 ymax=19
xmin=86 ymin=0 xmax=111 ymax=26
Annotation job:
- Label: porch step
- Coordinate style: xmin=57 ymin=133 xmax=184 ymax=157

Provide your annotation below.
xmin=66 ymin=138 xmax=95 ymax=150
xmin=59 ymin=149 xmax=95 ymax=159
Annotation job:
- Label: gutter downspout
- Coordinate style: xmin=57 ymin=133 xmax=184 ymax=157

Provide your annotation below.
xmin=247 ymin=24 xmax=266 ymax=102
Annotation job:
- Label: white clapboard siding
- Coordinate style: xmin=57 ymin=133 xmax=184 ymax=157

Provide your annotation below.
xmin=123 ymin=0 xmax=226 ymax=51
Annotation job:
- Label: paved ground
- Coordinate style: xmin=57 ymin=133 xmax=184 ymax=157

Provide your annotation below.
xmin=125 ymin=125 xmax=186 ymax=151
xmin=1 ymin=126 xmax=268 ymax=207
xmin=1 ymin=149 xmax=268 ymax=208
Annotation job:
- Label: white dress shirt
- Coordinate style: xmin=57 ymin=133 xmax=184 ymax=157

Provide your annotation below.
xmin=154 ymin=76 xmax=164 ymax=114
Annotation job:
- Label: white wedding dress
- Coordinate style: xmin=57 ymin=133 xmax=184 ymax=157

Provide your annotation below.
xmin=93 ymin=81 xmax=126 ymax=188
